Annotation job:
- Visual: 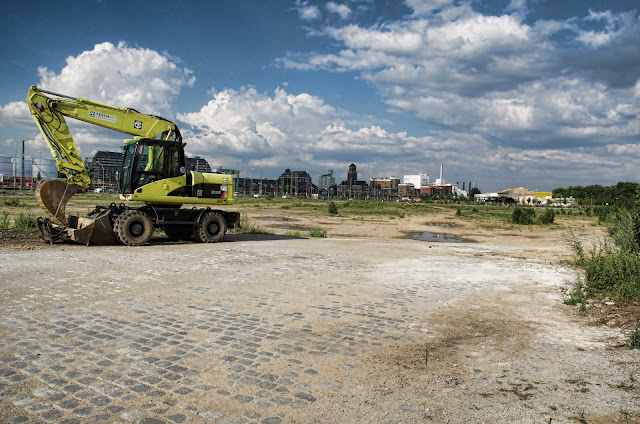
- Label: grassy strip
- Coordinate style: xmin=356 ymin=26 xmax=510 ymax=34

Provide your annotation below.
xmin=231 ymin=214 xmax=273 ymax=235
xmin=565 ymin=208 xmax=640 ymax=348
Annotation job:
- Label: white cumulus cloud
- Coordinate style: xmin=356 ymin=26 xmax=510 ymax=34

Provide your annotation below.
xmin=326 ymin=2 xmax=351 ymax=19
xmin=37 ymin=41 xmax=195 ymax=118
xmin=296 ymin=1 xmax=321 ymax=20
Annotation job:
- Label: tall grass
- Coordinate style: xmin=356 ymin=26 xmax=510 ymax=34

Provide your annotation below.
xmin=232 ymin=214 xmax=273 ymax=235
xmin=566 ymin=209 xmax=640 ymax=302
xmin=0 ymin=212 xmax=9 ymax=230
xmin=12 ymin=213 xmax=39 ymax=233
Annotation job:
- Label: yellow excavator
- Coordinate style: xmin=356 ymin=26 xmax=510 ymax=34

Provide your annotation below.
xmin=27 ymin=86 xmax=239 ymax=246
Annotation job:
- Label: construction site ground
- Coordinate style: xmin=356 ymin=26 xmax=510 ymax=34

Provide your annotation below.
xmin=0 ymin=204 xmax=639 ymax=423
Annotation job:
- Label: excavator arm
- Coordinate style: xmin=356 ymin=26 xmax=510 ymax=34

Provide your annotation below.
xmin=26 ymin=86 xmax=181 ymax=223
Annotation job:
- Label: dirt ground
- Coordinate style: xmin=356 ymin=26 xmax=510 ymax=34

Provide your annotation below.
xmin=0 ymin=205 xmax=639 ymax=423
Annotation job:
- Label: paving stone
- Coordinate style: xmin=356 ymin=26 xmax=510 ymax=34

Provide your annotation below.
xmin=168 ymin=413 xmax=187 ymax=423
xmin=87 ymin=413 xmax=111 ymax=422
xmin=244 ymin=411 xmax=262 ymax=420
xmin=271 ymin=396 xmax=292 ymax=405
xmin=199 ymin=411 xmax=220 ymax=420
xmin=89 ymin=395 xmax=111 ymax=406
xmin=139 ymin=418 xmax=165 ymax=424
xmin=58 ymin=399 xmax=81 ymax=409
xmin=25 ymin=402 xmax=49 ymax=412
xmin=40 ymin=409 xmax=64 ymax=422
xmin=295 ymin=392 xmax=317 ymax=402
xmin=234 ymin=394 xmax=254 ymax=403
xmin=73 ymin=406 xmax=95 ymax=416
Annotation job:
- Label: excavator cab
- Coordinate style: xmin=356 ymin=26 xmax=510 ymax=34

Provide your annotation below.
xmin=119 ymin=138 xmax=186 ymax=194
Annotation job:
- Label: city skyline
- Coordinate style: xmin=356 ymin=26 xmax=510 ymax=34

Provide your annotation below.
xmin=1 ymin=1 xmax=639 ymax=192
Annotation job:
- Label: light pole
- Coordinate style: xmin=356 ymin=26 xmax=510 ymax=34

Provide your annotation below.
xmin=96 ymin=161 xmax=104 ymax=190
xmin=251 ymin=167 xmax=254 ymax=196
xmin=13 ymin=143 xmax=17 ymax=190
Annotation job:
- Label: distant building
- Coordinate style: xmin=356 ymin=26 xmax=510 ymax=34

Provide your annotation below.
xmin=318 ymin=169 xmax=335 ymax=190
xmin=403 ymin=173 xmax=430 ymax=189
xmin=92 ymin=151 xmax=123 ymax=186
xmin=338 ymin=164 xmax=369 ymax=199
xmin=370 ymin=176 xmax=400 ymax=199
xmin=185 ymin=156 xmax=212 ymax=173
xmin=398 ymin=183 xmax=416 ymax=198
xmin=420 ymin=185 xmax=453 ymax=197
xmin=277 ymin=169 xmax=316 ymax=197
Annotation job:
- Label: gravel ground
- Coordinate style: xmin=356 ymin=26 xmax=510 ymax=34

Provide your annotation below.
xmin=0 ymin=209 xmax=638 ymax=423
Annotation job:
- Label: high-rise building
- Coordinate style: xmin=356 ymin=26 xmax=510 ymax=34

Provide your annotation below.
xmin=347 ymin=163 xmax=357 ymax=186
xmin=318 ymin=169 xmax=335 ymax=190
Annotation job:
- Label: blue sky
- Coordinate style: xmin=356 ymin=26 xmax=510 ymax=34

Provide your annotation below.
xmin=1 ymin=0 xmax=639 ymax=192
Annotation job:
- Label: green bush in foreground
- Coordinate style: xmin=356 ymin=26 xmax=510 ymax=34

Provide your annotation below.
xmin=0 ymin=212 xmax=9 ymax=231
xmin=12 ymin=213 xmax=38 ymax=233
xmin=308 ymin=228 xmax=327 ymax=238
xmin=232 ymin=215 xmax=273 ymax=235
xmin=565 ymin=208 xmax=640 ymax=347
xmin=628 ymin=321 xmax=640 ymax=349
xmin=540 ymin=208 xmax=555 ymax=224
xmin=511 ymin=207 xmax=534 ymax=225
xmin=328 ymin=201 xmax=339 ymax=215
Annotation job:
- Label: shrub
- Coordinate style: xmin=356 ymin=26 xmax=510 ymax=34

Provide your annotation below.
xmin=628 ymin=320 xmax=640 ymax=349
xmin=12 ymin=213 xmax=38 ymax=233
xmin=233 ymin=214 xmax=273 ymax=235
xmin=3 ymin=198 xmax=22 ymax=207
xmin=308 ymin=228 xmax=327 ymax=238
xmin=328 ymin=201 xmax=339 ymax=215
xmin=456 ymin=207 xmax=462 ymax=216
xmin=608 ymin=210 xmax=640 ymax=253
xmin=540 ymin=208 xmax=555 ymax=224
xmin=0 ymin=212 xmax=9 ymax=230
xmin=511 ymin=207 xmax=534 ymax=225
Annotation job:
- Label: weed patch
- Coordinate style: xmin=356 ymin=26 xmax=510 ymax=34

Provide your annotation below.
xmin=232 ymin=214 xmax=274 ymax=235
xmin=628 ymin=320 xmax=640 ymax=349
xmin=12 ymin=213 xmax=39 ymax=233
xmin=0 ymin=212 xmax=9 ymax=230
xmin=308 ymin=228 xmax=327 ymax=238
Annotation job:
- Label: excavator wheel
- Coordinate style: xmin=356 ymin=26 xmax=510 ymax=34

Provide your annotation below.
xmin=194 ymin=211 xmax=226 ymax=243
xmin=113 ymin=210 xmax=154 ymax=246
xmin=164 ymin=225 xmax=193 ymax=242
xmin=35 ymin=179 xmax=87 ymax=225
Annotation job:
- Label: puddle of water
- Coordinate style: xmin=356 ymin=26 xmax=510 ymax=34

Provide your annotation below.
xmin=262 ymin=217 xmax=294 ymax=222
xmin=427 ymin=222 xmax=455 ymax=228
xmin=411 ymin=232 xmax=465 ymax=243
xmin=277 ymin=226 xmax=310 ymax=231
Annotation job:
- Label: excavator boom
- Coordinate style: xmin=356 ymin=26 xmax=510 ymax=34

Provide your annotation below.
xmin=26 ymin=86 xmax=180 ymax=223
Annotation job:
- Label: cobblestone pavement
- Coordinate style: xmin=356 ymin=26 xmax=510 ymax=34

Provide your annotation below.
xmin=0 ymin=237 xmax=637 ymax=423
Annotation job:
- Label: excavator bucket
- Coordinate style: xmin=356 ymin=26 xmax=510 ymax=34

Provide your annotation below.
xmin=35 ymin=179 xmax=87 ymax=225
xmin=67 ymin=210 xmax=118 ymax=245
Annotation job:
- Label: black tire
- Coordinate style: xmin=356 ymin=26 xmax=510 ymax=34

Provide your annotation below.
xmin=195 ymin=211 xmax=226 ymax=243
xmin=114 ymin=210 xmax=154 ymax=246
xmin=164 ymin=225 xmax=193 ymax=241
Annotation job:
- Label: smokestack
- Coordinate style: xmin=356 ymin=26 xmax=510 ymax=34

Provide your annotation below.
xmin=462 ymin=182 xmax=466 ymax=191
xmin=439 ymin=164 xmax=443 ymax=182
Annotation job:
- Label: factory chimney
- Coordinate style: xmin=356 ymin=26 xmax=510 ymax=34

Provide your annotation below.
xmin=439 ymin=164 xmax=443 ymax=182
